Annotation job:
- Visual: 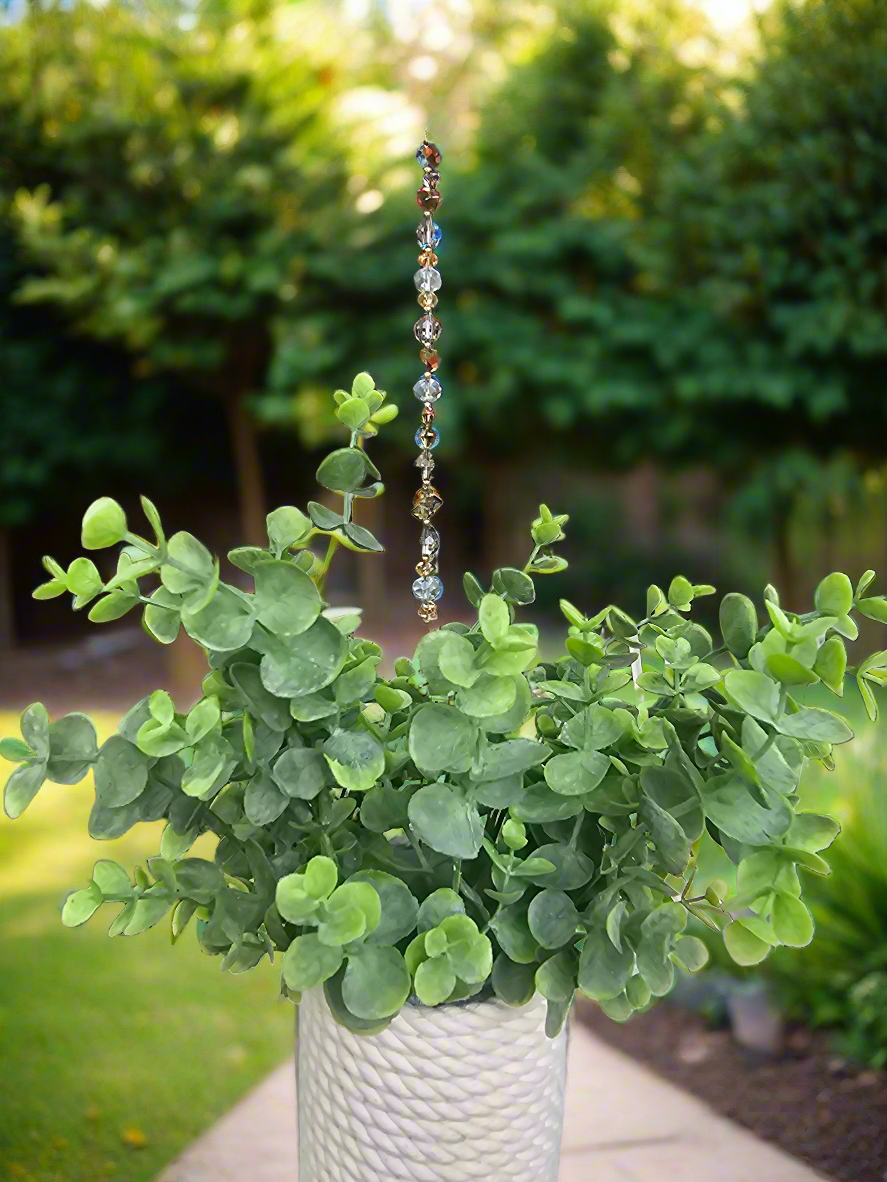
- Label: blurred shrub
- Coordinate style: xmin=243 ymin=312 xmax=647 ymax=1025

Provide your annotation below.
xmin=766 ymin=749 xmax=887 ymax=1067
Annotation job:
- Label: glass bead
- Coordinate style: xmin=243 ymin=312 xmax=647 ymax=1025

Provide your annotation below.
xmin=412 ymin=486 xmax=443 ymax=522
xmin=417 ymin=292 xmax=438 ymax=310
xmin=415 ymin=451 xmax=435 ymax=476
xmin=416 ymin=221 xmax=442 ymax=249
xmin=420 ymin=524 xmax=441 ymax=557
xmin=416 ymin=141 xmax=442 ymax=168
xmin=417 ymin=187 xmax=442 ymax=212
xmin=412 ymin=575 xmax=444 ymax=602
xmin=414 ymin=267 xmax=442 ymax=294
xmin=413 ymin=376 xmax=442 ymax=402
xmin=418 ymin=249 xmax=438 ymax=267
xmin=415 ymin=425 xmax=440 ymax=449
xmin=419 ymin=347 xmax=440 ymax=371
xmin=414 ymin=315 xmax=442 ymax=346
xmin=418 ymin=601 xmax=438 ymax=623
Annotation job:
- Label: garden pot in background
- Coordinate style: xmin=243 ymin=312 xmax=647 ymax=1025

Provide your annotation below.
xmin=297 ymin=988 xmax=568 ymax=1181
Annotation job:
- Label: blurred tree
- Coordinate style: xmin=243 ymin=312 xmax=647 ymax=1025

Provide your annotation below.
xmin=1 ymin=0 xmax=354 ymax=543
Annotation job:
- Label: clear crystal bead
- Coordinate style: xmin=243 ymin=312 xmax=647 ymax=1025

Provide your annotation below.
xmin=414 ymin=315 xmax=442 ymax=346
xmin=413 ymin=376 xmax=442 ymax=403
xmin=415 ymin=426 xmax=440 ymax=449
xmin=420 ymin=525 xmax=440 ymax=558
xmin=415 ymin=451 xmax=435 ymax=476
xmin=414 ymin=267 xmax=442 ymax=293
xmin=412 ymin=575 xmax=443 ymax=601
xmin=412 ymin=485 xmax=443 ymax=521
xmin=416 ymin=221 xmax=442 ymax=249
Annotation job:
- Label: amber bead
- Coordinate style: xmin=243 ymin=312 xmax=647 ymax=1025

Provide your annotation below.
xmin=419 ymin=347 xmax=440 ymax=371
xmin=418 ymin=249 xmax=438 ymax=268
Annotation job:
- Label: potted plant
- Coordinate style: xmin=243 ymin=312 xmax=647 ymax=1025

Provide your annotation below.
xmin=4 ymin=373 xmax=886 ymax=1181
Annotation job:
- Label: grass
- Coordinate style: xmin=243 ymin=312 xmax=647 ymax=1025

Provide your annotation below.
xmin=0 ymin=712 xmax=293 ymax=1182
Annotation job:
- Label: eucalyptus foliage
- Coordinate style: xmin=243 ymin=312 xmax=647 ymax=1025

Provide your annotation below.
xmin=4 ymin=374 xmax=885 ymax=1037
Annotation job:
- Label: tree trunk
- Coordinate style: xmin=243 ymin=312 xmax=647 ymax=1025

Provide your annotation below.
xmin=225 ymin=390 xmax=267 ymax=546
xmin=773 ymin=505 xmax=798 ymax=610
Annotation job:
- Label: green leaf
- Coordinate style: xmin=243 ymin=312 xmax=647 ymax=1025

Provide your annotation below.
xmin=3 ymin=761 xmax=47 ymax=819
xmin=254 ymin=560 xmax=321 ymax=637
xmin=282 ymin=934 xmax=344 ymax=991
xmin=408 ymin=784 xmax=484 ymax=859
xmin=94 ymin=736 xmax=149 ymax=807
xmin=182 ymin=586 xmax=255 ymax=652
xmin=640 ymin=797 xmax=691 ymax=875
xmin=723 ymin=919 xmax=772 ymax=966
xmin=414 ymin=956 xmax=457 ymax=1006
xmin=227 ymin=663 xmax=289 ymax=732
xmin=160 ymin=531 xmax=215 ymax=595
xmin=244 ymin=772 xmax=288 ymax=824
xmin=700 ymin=774 xmax=792 ymax=846
xmin=474 ymin=738 xmax=548 ymax=780
xmin=478 ymin=594 xmax=510 ymax=647
xmin=342 ymin=946 xmax=411 ymax=1020
xmin=32 ymin=578 xmax=68 ymax=601
xmin=456 ymin=674 xmax=517 ymax=718
xmin=409 ymin=704 xmax=477 ymax=774
xmin=46 ymin=713 xmax=98 ymax=783
xmin=258 ymin=616 xmax=347 ymax=697
xmin=323 ymin=730 xmax=385 ymax=792
xmin=491 ymin=955 xmax=538 ymax=1005
xmin=489 ymin=902 xmax=538 ymax=963
xmin=289 ymin=691 xmax=338 ymax=722
xmin=62 ymin=884 xmax=103 ymax=927
xmin=348 ymin=871 xmax=418 ymax=945
xmin=491 ymin=568 xmax=535 ymax=605
xmin=307 ymin=501 xmax=345 ymax=530
xmin=266 ymin=506 xmax=310 ymax=553
xmin=668 ymin=575 xmax=694 ymax=609
xmin=544 ymin=750 xmax=608 ymax=796
xmin=316 ymin=448 xmax=371 ymax=494
xmin=578 ymin=926 xmax=634 ymax=1000
xmin=143 ymin=586 xmax=183 ymax=644
xmin=524 ymin=843 xmax=593 ymax=889
xmin=272 ymin=747 xmax=328 ymax=799
xmin=124 ymin=893 xmax=172 ymax=936
xmin=857 ymin=596 xmax=887 ymax=623
xmin=417 ymin=888 xmax=464 ymax=933
xmin=561 ymin=705 xmax=625 ymax=751
xmin=527 ymin=889 xmax=579 ymax=949
xmin=777 ymin=707 xmax=852 ymax=744
xmin=787 ymin=813 xmax=840 ymax=852
xmin=671 ymin=935 xmax=709 ymax=972
xmin=319 ymin=882 xmax=380 ymax=945
xmin=0 ymin=737 xmax=33 ymax=761
xmin=342 ymin=523 xmax=384 ymax=552
xmin=334 ymin=658 xmax=378 ymax=705
xmin=535 ymin=951 xmax=575 ymax=1003
xmin=437 ymin=632 xmax=480 ymax=688
xmin=771 ymin=893 xmax=814 ymax=947
xmin=88 ymin=591 xmax=140 ymax=623
xmin=815 ymin=572 xmax=853 ymax=617
xmin=719 ymin=593 xmax=758 ymax=659
xmin=337 ymin=396 xmax=371 ymax=432
xmin=66 ymin=557 xmax=103 ymax=602
xmin=723 ymin=669 xmax=780 ymax=722
xmin=813 ymin=636 xmax=846 ymax=693
xmin=463 ymin=572 xmax=485 ymax=608
xmin=81 ymin=497 xmax=127 ymax=549
xmin=765 ymin=653 xmax=819 ymax=687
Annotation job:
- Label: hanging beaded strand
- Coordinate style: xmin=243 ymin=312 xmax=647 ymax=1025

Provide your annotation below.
xmin=411 ymin=138 xmax=445 ymax=624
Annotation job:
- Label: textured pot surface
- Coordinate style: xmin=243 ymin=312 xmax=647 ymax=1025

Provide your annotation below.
xmin=297 ymin=988 xmax=568 ymax=1182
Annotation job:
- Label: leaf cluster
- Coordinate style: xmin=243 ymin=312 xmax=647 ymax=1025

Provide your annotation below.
xmin=3 ymin=375 xmax=881 ymax=1037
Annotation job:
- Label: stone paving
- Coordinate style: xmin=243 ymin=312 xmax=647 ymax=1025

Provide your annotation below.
xmin=160 ymin=1023 xmax=828 ymax=1182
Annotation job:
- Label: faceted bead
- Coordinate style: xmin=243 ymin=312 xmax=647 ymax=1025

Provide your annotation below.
xmin=412 ymin=574 xmax=444 ymax=601
xmin=414 ymin=267 xmax=442 ymax=293
xmin=414 ymin=315 xmax=442 ymax=346
xmin=420 ymin=524 xmax=440 ymax=557
xmin=416 ymin=141 xmax=442 ymax=168
xmin=418 ymin=249 xmax=438 ymax=267
xmin=412 ymin=486 xmax=443 ymax=522
xmin=417 ymin=186 xmax=442 ymax=212
xmin=413 ymin=376 xmax=442 ymax=402
xmin=419 ymin=348 xmax=440 ymax=371
xmin=415 ymin=425 xmax=440 ymax=449
xmin=417 ymin=292 xmax=438 ymax=310
xmin=418 ymin=601 xmax=438 ymax=624
xmin=424 ymin=170 xmax=441 ymax=187
xmin=415 ymin=451 xmax=435 ymax=476
xmin=416 ymin=220 xmax=442 ymax=249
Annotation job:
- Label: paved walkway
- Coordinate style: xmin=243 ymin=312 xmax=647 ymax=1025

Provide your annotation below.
xmin=160 ymin=1022 xmax=828 ymax=1182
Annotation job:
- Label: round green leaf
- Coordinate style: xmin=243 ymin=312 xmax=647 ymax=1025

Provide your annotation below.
xmin=46 ymin=713 xmax=98 ymax=784
xmin=81 ymin=497 xmax=127 ymax=549
xmin=182 ymin=586 xmax=255 ymax=652
xmin=272 ymin=747 xmax=328 ymax=799
xmin=348 ymin=871 xmax=418 ymax=945
xmin=414 ymin=956 xmax=457 ymax=1006
xmin=62 ymin=885 xmax=102 ymax=928
xmin=258 ymin=616 xmax=347 ymax=696
xmin=723 ymin=919 xmax=772 ymax=966
xmin=479 ymin=594 xmax=510 ymax=646
xmin=535 ymin=951 xmax=575 ymax=1003
xmin=491 ymin=568 xmax=536 ymax=605
xmin=815 ymin=572 xmax=853 ymax=618
xmin=244 ymin=772 xmax=288 ymax=824
xmin=143 ymin=586 xmax=183 ymax=644
xmin=719 ymin=593 xmax=758 ymax=659
xmin=408 ymin=784 xmax=484 ymax=859
xmin=408 ymin=704 xmax=477 ymax=774
xmin=578 ymin=927 xmax=634 ymax=1000
xmin=254 ymin=560 xmax=321 ymax=637
xmin=766 ymin=653 xmax=819 ymax=687
xmin=544 ymin=750 xmax=608 ymax=796
xmin=3 ymin=761 xmax=47 ymax=819
xmin=342 ymin=946 xmax=411 ymax=1020
xmin=316 ymin=448 xmax=371 ymax=494
xmin=771 ymin=893 xmax=814 ymax=947
xmin=67 ymin=557 xmax=103 ymax=599
xmin=527 ymin=889 xmax=580 ymax=949
xmin=417 ymin=888 xmax=464 ymax=932
xmin=94 ymin=736 xmax=149 ymax=807
xmin=491 ymin=954 xmax=537 ymax=1006
xmin=323 ymin=730 xmax=385 ymax=792
xmin=282 ymin=934 xmax=343 ymax=991
xmin=456 ymin=674 xmax=517 ymax=718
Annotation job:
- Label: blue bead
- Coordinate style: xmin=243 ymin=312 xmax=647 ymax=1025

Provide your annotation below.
xmin=412 ymin=575 xmax=443 ymax=602
xmin=416 ymin=221 xmax=442 ymax=249
xmin=416 ymin=427 xmax=440 ymax=449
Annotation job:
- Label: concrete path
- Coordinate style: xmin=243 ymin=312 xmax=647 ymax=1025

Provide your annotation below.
xmin=159 ymin=1022 xmax=828 ymax=1182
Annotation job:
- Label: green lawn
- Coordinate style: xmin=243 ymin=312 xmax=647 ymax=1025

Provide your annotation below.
xmin=0 ymin=713 xmax=293 ymax=1182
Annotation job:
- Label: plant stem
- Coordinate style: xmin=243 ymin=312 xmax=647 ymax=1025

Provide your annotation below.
xmin=315 ymin=536 xmax=339 ymax=595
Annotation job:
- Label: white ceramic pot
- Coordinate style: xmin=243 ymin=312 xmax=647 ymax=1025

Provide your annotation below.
xmin=297 ymin=988 xmax=568 ymax=1182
